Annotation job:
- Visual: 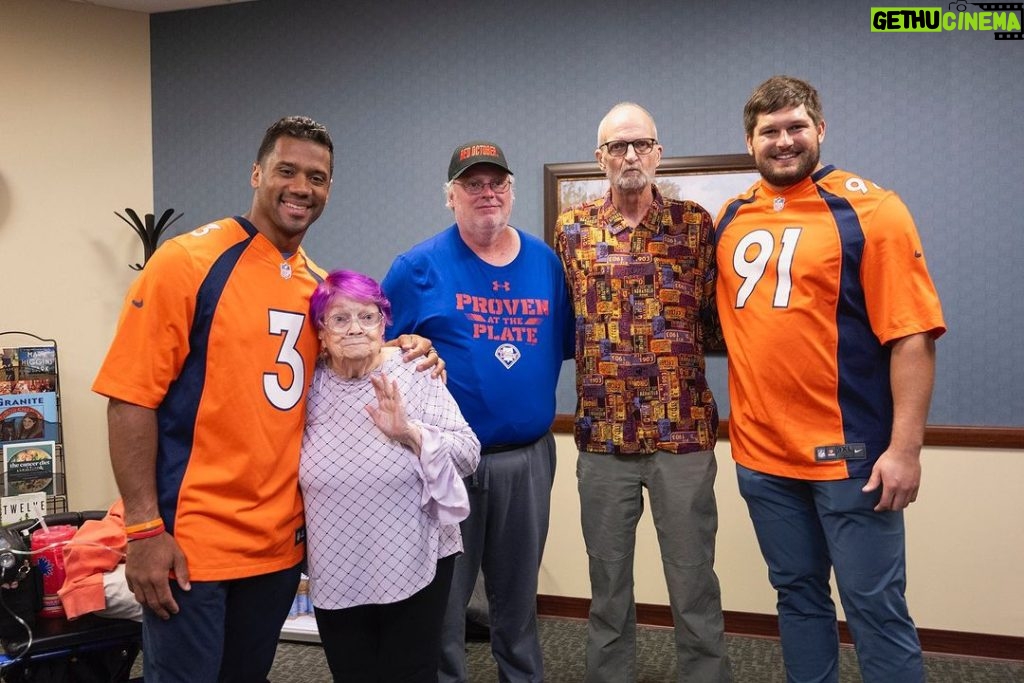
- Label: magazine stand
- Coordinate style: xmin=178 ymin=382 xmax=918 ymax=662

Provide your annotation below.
xmin=0 ymin=331 xmax=67 ymax=517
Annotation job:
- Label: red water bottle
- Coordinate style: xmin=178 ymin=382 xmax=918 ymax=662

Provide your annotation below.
xmin=31 ymin=525 xmax=76 ymax=618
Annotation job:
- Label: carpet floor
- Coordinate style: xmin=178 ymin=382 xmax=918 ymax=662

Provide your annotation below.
xmin=256 ymin=617 xmax=1024 ymax=682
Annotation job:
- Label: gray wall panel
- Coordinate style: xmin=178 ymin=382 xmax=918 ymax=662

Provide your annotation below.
xmin=152 ymin=0 xmax=1024 ymax=426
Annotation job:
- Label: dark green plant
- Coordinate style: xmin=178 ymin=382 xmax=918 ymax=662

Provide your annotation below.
xmin=115 ymin=207 xmax=183 ymax=270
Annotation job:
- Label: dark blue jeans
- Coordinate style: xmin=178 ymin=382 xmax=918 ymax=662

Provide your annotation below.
xmin=141 ymin=562 xmax=302 ymax=683
xmin=737 ymin=464 xmax=924 ymax=683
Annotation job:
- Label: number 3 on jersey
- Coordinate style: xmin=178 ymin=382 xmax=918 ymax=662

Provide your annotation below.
xmin=264 ymin=310 xmax=306 ymax=410
xmin=732 ymin=227 xmax=802 ymax=309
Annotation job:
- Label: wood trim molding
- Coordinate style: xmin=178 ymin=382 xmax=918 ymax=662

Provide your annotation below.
xmin=550 ymin=415 xmax=1024 ymax=449
xmin=536 ymin=595 xmax=1024 ymax=661
xmin=922 ymin=425 xmax=1024 ymax=449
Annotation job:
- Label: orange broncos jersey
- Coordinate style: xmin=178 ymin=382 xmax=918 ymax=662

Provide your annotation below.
xmin=93 ymin=217 xmax=324 ymax=580
xmin=714 ymin=166 xmax=945 ymax=480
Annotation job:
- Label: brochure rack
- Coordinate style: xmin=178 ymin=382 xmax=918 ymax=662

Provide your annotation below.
xmin=0 ymin=331 xmax=67 ymax=516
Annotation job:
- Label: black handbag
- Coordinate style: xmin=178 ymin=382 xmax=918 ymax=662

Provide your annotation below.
xmin=0 ymin=526 xmax=41 ymax=642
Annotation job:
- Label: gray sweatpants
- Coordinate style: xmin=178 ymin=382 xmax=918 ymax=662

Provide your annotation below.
xmin=438 ymin=433 xmax=556 ymax=683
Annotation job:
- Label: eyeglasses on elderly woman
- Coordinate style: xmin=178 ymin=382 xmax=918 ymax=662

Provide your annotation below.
xmin=322 ymin=311 xmax=385 ymax=333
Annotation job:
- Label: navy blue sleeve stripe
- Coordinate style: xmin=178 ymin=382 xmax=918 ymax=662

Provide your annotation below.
xmin=815 ymin=184 xmax=893 ymax=477
xmin=714 ymin=194 xmax=756 ymax=246
xmin=156 ymin=234 xmax=254 ymax=532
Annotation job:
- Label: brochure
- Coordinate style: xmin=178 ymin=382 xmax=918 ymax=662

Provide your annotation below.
xmin=3 ymin=440 xmax=56 ymax=496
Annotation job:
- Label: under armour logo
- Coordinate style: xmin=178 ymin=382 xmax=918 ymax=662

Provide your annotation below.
xmin=492 ymin=281 xmax=510 ymax=291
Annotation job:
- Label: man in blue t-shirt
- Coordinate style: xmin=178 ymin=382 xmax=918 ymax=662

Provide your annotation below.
xmin=382 ymin=140 xmax=573 ymax=683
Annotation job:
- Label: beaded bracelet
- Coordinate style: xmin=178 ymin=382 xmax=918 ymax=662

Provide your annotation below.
xmin=124 ymin=518 xmax=164 ymax=535
xmin=126 ymin=522 xmax=166 ymax=542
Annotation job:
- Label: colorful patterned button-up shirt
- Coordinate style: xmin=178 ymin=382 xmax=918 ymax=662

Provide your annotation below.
xmin=555 ymin=187 xmax=720 ymax=455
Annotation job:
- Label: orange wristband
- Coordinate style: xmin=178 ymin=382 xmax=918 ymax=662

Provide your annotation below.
xmin=124 ymin=518 xmax=164 ymax=535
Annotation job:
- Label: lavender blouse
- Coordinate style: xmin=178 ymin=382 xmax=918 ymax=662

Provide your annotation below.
xmin=299 ymin=349 xmax=479 ymax=609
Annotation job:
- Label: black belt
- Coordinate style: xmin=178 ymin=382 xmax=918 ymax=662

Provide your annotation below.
xmin=481 ymin=436 xmax=542 ymax=455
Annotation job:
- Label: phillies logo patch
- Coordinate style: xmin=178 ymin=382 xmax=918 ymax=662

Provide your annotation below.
xmin=494 ymin=343 xmax=520 ymax=369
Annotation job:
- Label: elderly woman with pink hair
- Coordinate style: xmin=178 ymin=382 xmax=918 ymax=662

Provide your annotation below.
xmin=299 ymin=269 xmax=479 ymax=683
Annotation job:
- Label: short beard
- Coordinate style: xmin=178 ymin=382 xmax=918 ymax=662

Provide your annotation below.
xmin=613 ymin=168 xmax=652 ymax=194
xmin=756 ymin=146 xmax=819 ymax=189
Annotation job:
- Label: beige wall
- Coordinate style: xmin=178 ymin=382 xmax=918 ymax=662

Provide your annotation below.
xmin=541 ymin=434 xmax=1024 ymax=638
xmin=0 ymin=0 xmax=152 ymax=509
xmin=3 ymin=0 xmax=1020 ymax=641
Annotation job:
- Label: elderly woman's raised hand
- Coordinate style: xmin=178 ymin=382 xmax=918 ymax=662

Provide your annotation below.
xmin=365 ymin=372 xmax=423 ymax=455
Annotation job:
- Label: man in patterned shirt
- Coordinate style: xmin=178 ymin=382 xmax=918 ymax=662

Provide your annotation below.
xmin=555 ymin=103 xmax=731 ymax=682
